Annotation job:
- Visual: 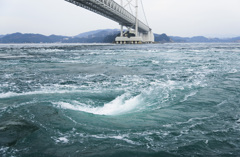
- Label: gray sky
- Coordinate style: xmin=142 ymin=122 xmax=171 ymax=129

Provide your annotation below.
xmin=0 ymin=0 xmax=240 ymax=37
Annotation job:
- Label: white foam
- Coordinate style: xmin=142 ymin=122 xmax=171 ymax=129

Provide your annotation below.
xmin=55 ymin=93 xmax=143 ymax=115
xmin=176 ymin=116 xmax=214 ymax=125
xmin=0 ymin=146 xmax=9 ymax=154
xmin=152 ymin=60 xmax=160 ymax=65
xmin=57 ymin=137 xmax=69 ymax=143
xmin=0 ymin=84 xmax=92 ymax=99
xmin=91 ymin=134 xmax=138 ymax=145
xmin=229 ymin=69 xmax=238 ymax=74
xmin=53 ymin=136 xmax=69 ymax=144
xmin=104 ymin=52 xmax=116 ymax=55
xmin=0 ymin=92 xmax=22 ymax=98
xmin=0 ymin=90 xmax=75 ymax=99
xmin=180 ymin=91 xmax=198 ymax=102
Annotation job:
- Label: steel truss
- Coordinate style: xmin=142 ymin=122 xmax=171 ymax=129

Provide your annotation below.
xmin=65 ymin=0 xmax=151 ymax=33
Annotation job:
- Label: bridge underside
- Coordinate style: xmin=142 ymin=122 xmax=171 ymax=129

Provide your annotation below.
xmin=66 ymin=0 xmax=154 ymax=43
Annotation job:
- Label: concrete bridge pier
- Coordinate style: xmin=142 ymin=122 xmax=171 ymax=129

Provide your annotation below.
xmin=115 ymin=30 xmax=154 ymax=44
xmin=141 ymin=30 xmax=155 ymax=43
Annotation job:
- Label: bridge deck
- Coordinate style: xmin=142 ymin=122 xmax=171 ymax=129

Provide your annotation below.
xmin=65 ymin=0 xmax=151 ymax=33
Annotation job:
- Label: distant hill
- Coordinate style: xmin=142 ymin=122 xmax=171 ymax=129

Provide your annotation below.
xmin=170 ymin=36 xmax=240 ymax=43
xmin=230 ymin=37 xmax=240 ymax=42
xmin=0 ymin=30 xmax=120 ymax=43
xmin=73 ymin=29 xmax=172 ymax=43
xmin=0 ymin=33 xmax=69 ymax=43
xmin=75 ymin=29 xmax=119 ymax=38
xmin=0 ymin=29 xmax=172 ymax=43
xmin=75 ymin=30 xmax=103 ymax=38
xmin=5 ymin=30 xmax=239 ymax=43
xmin=70 ymin=29 xmax=120 ymax=43
xmin=154 ymin=33 xmax=172 ymax=43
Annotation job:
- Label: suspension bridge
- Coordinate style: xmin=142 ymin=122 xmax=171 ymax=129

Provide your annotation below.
xmin=65 ymin=0 xmax=154 ymax=44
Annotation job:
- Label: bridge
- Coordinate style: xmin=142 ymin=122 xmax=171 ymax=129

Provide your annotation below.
xmin=65 ymin=0 xmax=154 ymax=44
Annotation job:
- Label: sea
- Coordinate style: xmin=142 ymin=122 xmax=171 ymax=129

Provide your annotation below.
xmin=0 ymin=43 xmax=240 ymax=157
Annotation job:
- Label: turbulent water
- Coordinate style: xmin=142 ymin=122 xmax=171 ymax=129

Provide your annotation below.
xmin=0 ymin=43 xmax=240 ymax=156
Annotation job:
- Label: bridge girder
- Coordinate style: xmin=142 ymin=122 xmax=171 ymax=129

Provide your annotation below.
xmin=65 ymin=0 xmax=151 ymax=33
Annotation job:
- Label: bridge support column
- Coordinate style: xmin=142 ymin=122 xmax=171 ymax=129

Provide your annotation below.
xmin=135 ymin=0 xmax=138 ymax=37
xmin=120 ymin=0 xmax=123 ymax=37
xmin=120 ymin=25 xmax=123 ymax=37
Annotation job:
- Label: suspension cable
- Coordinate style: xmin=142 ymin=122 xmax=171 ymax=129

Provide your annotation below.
xmin=124 ymin=0 xmax=134 ymax=15
xmin=124 ymin=0 xmax=134 ymax=7
xmin=121 ymin=0 xmax=149 ymax=26
xmin=140 ymin=0 xmax=149 ymax=26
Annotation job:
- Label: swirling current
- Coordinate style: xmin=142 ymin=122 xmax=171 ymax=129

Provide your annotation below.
xmin=0 ymin=43 xmax=240 ymax=156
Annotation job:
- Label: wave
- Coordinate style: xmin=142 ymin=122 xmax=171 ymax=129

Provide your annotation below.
xmin=180 ymin=91 xmax=198 ymax=102
xmin=0 ymin=89 xmax=81 ymax=99
xmin=90 ymin=134 xmax=139 ymax=145
xmin=228 ymin=69 xmax=238 ymax=74
xmin=54 ymin=93 xmax=143 ymax=116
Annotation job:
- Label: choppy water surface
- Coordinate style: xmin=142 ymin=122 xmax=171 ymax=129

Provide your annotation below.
xmin=0 ymin=43 xmax=240 ymax=156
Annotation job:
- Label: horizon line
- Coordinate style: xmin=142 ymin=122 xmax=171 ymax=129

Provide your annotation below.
xmin=1 ymin=30 xmax=240 ymax=39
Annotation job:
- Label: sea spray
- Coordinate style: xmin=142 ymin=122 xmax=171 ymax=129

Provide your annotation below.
xmin=54 ymin=93 xmax=143 ymax=115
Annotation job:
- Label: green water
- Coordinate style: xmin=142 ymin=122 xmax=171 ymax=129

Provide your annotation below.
xmin=0 ymin=43 xmax=240 ymax=156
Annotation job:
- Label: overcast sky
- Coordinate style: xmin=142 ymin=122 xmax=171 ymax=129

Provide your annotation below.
xmin=0 ymin=0 xmax=240 ymax=37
